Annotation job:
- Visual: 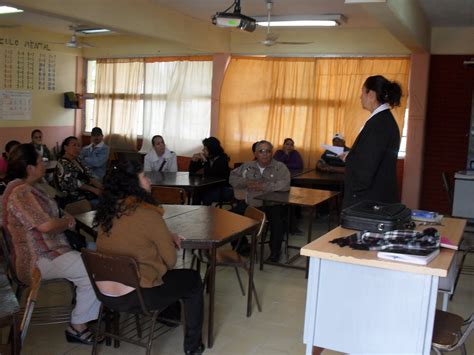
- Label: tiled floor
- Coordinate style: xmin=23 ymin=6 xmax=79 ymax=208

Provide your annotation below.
xmin=14 ymin=216 xmax=474 ymax=354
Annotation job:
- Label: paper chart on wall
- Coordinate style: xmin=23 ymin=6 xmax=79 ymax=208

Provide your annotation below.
xmin=0 ymin=90 xmax=32 ymax=120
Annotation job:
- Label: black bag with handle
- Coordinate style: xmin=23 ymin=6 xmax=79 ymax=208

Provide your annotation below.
xmin=340 ymin=200 xmax=412 ymax=232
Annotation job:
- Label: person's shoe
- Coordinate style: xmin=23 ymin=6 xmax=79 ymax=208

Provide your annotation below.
xmin=65 ymin=324 xmax=104 ymax=345
xmin=185 ymin=342 xmax=205 ymax=355
xmin=269 ymin=252 xmax=281 ymax=263
xmin=290 ymin=227 xmax=304 ymax=236
xmin=236 ymin=243 xmax=251 ymax=257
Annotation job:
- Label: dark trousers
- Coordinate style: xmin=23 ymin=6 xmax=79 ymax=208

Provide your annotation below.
xmin=231 ymin=201 xmax=286 ymax=256
xmin=101 ymin=269 xmax=203 ymax=352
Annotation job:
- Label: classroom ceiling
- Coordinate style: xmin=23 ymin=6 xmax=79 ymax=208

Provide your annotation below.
xmin=0 ymin=0 xmax=471 ymax=36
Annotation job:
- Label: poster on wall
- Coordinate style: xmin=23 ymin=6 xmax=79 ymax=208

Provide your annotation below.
xmin=0 ymin=38 xmax=56 ymax=91
xmin=0 ymin=90 xmax=32 ymax=120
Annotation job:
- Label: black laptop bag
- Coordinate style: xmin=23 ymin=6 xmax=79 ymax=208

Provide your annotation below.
xmin=340 ymin=200 xmax=412 ymax=232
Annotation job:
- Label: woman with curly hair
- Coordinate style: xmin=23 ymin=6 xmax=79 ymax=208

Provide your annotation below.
xmin=94 ymin=160 xmax=205 ymax=355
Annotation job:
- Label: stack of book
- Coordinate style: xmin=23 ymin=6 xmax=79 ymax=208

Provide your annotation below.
xmin=377 ymin=248 xmax=440 ymax=265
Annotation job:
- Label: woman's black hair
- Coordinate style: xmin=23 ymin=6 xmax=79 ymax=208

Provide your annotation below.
xmin=94 ymin=160 xmax=157 ymax=234
xmin=2 ymin=140 xmax=20 ymax=159
xmin=6 ymin=144 xmax=38 ymax=181
xmin=31 ymin=129 xmax=42 ymax=139
xmin=283 ymin=138 xmax=294 ymax=145
xmin=60 ymin=136 xmax=78 ymax=157
xmin=202 ymin=137 xmax=228 ymax=160
xmin=363 ymin=75 xmax=402 ymax=107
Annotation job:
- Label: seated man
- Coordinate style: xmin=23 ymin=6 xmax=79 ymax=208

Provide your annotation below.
xmin=316 ymin=133 xmax=350 ymax=174
xmin=144 ymin=135 xmax=177 ymax=172
xmin=80 ymin=127 xmax=110 ymax=180
xmin=229 ymin=140 xmax=290 ymax=262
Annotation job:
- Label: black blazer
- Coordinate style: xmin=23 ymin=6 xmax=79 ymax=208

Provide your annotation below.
xmin=343 ymin=109 xmax=401 ymax=208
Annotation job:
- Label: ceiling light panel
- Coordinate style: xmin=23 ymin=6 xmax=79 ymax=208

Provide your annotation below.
xmin=0 ymin=6 xmax=23 ymax=14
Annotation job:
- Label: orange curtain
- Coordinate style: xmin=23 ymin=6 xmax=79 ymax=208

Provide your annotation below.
xmin=217 ymin=57 xmax=410 ymax=167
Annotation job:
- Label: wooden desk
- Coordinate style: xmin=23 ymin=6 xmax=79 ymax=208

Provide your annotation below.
xmin=255 ymin=187 xmax=339 ymax=273
xmin=75 ymin=205 xmax=259 ymax=349
xmin=289 ymin=168 xmax=315 ymax=178
xmin=292 ymin=170 xmax=344 ymax=189
xmin=144 ymin=172 xmax=226 ymax=204
xmin=300 ymin=217 xmax=466 ymax=354
xmin=0 ymin=274 xmax=20 ymax=354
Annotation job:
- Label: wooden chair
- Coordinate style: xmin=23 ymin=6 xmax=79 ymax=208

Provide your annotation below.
xmin=432 ymin=310 xmax=474 ymax=355
xmin=177 ymin=156 xmax=191 ymax=172
xmin=0 ymin=268 xmax=41 ymax=355
xmin=151 ymin=186 xmax=188 ymax=205
xmin=192 ymin=206 xmax=266 ymax=314
xmin=81 ymin=249 xmax=177 ymax=355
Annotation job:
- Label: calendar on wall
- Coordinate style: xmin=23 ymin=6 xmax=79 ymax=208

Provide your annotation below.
xmin=0 ymin=90 xmax=32 ymax=120
xmin=0 ymin=39 xmax=56 ymax=91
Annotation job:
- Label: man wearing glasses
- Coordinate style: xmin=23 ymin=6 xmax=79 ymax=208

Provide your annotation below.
xmin=230 ymin=140 xmax=291 ymax=262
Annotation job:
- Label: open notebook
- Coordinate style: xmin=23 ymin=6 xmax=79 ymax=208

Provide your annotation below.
xmin=377 ymin=248 xmax=440 ymax=265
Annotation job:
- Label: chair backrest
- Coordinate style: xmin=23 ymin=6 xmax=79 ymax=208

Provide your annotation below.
xmin=81 ymin=249 xmax=151 ymax=315
xmin=20 ymin=268 xmax=41 ymax=345
xmin=0 ymin=227 xmax=26 ymax=291
xmin=244 ymin=206 xmax=266 ymax=239
xmin=151 ymin=186 xmax=188 ymax=205
xmin=176 ymin=156 xmax=191 ymax=172
xmin=64 ymin=199 xmax=92 ymax=216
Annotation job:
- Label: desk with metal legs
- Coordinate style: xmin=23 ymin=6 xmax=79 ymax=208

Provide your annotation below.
xmin=300 ymin=217 xmax=466 ymax=354
xmin=255 ymin=187 xmax=339 ymax=275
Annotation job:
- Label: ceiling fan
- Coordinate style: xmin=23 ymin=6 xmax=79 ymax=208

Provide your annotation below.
xmin=259 ymin=0 xmax=313 ymax=47
xmin=51 ymin=25 xmax=95 ymax=48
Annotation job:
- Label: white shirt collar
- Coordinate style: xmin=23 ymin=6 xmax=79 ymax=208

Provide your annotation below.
xmin=148 ymin=147 xmax=172 ymax=161
xmin=367 ymin=103 xmax=390 ymax=120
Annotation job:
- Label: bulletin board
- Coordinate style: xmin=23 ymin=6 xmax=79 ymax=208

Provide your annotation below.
xmin=0 ymin=90 xmax=32 ymax=120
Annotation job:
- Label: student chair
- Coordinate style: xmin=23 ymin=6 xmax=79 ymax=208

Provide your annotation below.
xmin=192 ymin=206 xmax=266 ymax=314
xmin=432 ymin=310 xmax=474 ymax=355
xmin=0 ymin=267 xmax=41 ymax=355
xmin=151 ymin=186 xmax=188 ymax=205
xmin=81 ymin=249 xmax=179 ymax=355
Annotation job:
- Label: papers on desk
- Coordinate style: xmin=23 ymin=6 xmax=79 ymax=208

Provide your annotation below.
xmin=377 ymin=248 xmax=440 ymax=265
xmin=321 ymin=144 xmax=344 ymax=155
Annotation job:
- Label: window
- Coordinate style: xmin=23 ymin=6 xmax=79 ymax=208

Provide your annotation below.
xmin=83 ymin=58 xmax=212 ymax=155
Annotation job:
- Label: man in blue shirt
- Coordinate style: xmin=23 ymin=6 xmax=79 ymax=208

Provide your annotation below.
xmin=80 ymin=127 xmax=110 ymax=180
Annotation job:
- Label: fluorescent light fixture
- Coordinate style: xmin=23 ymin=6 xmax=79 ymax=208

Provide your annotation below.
xmin=256 ymin=15 xmax=345 ymax=27
xmin=78 ymin=28 xmax=111 ymax=34
xmin=0 ymin=6 xmax=23 ymax=14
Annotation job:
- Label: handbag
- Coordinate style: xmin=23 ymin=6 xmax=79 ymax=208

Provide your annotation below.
xmin=64 ymin=229 xmax=87 ymax=251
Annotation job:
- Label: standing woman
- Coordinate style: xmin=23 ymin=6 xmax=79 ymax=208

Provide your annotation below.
xmin=342 ymin=75 xmax=402 ymax=208
xmin=94 ymin=160 xmax=204 ymax=355
xmin=31 ymin=129 xmax=52 ymax=161
xmin=273 ymin=138 xmax=304 ymax=170
xmin=3 ymin=144 xmax=101 ymax=345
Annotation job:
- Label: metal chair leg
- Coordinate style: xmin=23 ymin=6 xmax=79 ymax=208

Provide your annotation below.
xmin=252 ymin=280 xmax=262 ymax=312
xmin=234 ymin=268 xmax=245 ymax=296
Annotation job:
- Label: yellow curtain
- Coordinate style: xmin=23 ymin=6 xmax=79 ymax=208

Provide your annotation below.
xmin=94 ymin=58 xmax=144 ymax=151
xmin=217 ymin=57 xmax=410 ymax=167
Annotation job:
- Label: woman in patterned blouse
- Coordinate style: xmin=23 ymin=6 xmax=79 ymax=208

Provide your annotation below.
xmin=3 ymin=144 xmax=101 ymax=345
xmin=55 ymin=136 xmax=102 ymax=207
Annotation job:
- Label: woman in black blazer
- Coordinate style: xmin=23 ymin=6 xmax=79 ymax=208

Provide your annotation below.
xmin=343 ymin=75 xmax=402 ymax=208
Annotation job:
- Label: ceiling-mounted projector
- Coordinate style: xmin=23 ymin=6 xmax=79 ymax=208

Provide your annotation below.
xmin=211 ymin=0 xmax=256 ymax=32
